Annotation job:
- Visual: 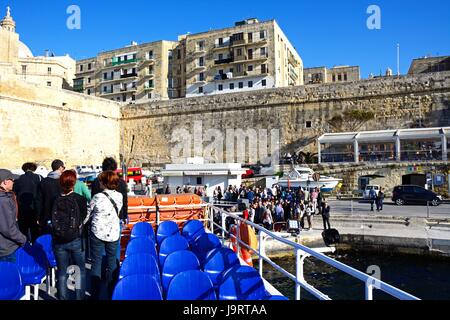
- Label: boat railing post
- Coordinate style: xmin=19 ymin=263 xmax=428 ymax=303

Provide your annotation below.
xmin=221 ymin=211 xmax=226 ymax=245
xmin=295 ymin=248 xmax=304 ymax=301
xmin=365 ymin=283 xmax=374 ymax=300
xmin=258 ymin=231 xmax=265 ymax=277
xmin=236 ymin=220 xmax=241 ymax=259
xmin=209 ymin=206 xmax=214 ymax=233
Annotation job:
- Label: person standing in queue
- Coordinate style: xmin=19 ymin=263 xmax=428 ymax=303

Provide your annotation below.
xmin=91 ymin=158 xmax=128 ymax=263
xmin=13 ymin=162 xmax=43 ymax=242
xmin=51 ymin=170 xmax=87 ymax=300
xmin=0 ymin=169 xmax=27 ymax=263
xmin=85 ymin=171 xmax=123 ymax=300
xmin=36 ymin=159 xmax=65 ymax=235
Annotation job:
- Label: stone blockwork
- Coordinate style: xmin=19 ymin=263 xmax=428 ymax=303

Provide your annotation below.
xmin=0 ymin=78 xmax=121 ymax=169
xmin=121 ymin=71 xmax=450 ymax=167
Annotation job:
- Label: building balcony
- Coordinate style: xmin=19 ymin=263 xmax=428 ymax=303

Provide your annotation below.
xmin=120 ymin=86 xmax=137 ymax=93
xmin=231 ymin=39 xmax=246 ymax=47
xmin=213 ymin=43 xmax=231 ymax=50
xmin=288 ymin=54 xmax=299 ymax=66
xmin=139 ymin=57 xmax=155 ymax=66
xmin=250 ymin=38 xmax=268 ymax=46
xmin=192 ymin=65 xmax=207 ymax=71
xmin=233 ymin=55 xmax=247 ymax=62
xmin=144 ymin=84 xmax=155 ymax=90
xmin=101 ymin=77 xmax=122 ymax=84
xmin=121 ymin=73 xmax=138 ymax=79
xmin=214 ymin=71 xmax=258 ymax=81
xmin=112 ymin=58 xmax=139 ymax=67
xmin=214 ymin=57 xmax=234 ymax=65
xmin=100 ymin=90 xmax=116 ymax=96
xmin=289 ymin=68 xmax=299 ymax=80
xmin=247 ymin=53 xmax=269 ymax=62
xmin=142 ymin=72 xmax=155 ymax=78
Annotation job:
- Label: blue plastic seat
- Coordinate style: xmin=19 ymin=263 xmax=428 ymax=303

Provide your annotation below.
xmin=119 ymin=254 xmax=161 ymax=285
xmin=203 ymin=247 xmax=240 ymax=286
xmin=191 ymin=233 xmax=222 ymax=265
xmin=181 ymin=220 xmax=206 ymax=244
xmin=156 ymin=221 xmax=180 ymax=246
xmin=16 ymin=243 xmax=48 ymax=300
xmin=112 ymin=274 xmax=163 ymax=300
xmin=131 ymin=222 xmax=156 ymax=242
xmin=158 ymin=235 xmax=189 ymax=268
xmin=125 ymin=237 xmax=157 ymax=258
xmin=166 ymin=270 xmax=216 ymax=300
xmin=34 ymin=234 xmax=57 ymax=291
xmin=161 ymin=250 xmax=200 ymax=295
xmin=34 ymin=235 xmax=56 ymax=268
xmin=218 ymin=265 xmax=267 ymax=300
xmin=0 ymin=262 xmax=25 ymax=300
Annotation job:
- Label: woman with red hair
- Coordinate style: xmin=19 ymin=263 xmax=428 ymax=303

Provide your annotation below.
xmin=52 ymin=170 xmax=87 ymax=300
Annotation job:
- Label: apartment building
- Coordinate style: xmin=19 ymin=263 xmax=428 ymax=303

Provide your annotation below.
xmin=74 ymin=18 xmax=303 ymax=102
xmin=179 ymin=18 xmax=303 ymax=98
xmin=303 ymin=66 xmax=360 ymax=84
xmin=74 ymin=40 xmax=178 ymax=104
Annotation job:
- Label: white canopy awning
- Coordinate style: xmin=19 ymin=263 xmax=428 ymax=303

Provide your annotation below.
xmin=319 ymin=127 xmax=450 ymax=145
xmin=318 ymin=133 xmax=358 ymax=144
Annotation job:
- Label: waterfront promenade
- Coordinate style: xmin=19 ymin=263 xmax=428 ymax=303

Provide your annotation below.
xmin=329 ymin=200 xmax=450 ymax=219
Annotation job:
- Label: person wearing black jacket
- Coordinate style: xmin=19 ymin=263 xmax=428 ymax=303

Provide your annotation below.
xmin=36 ymin=159 xmax=65 ymax=235
xmin=0 ymin=169 xmax=27 ymax=263
xmin=322 ymin=202 xmax=331 ymax=230
xmin=13 ymin=162 xmax=43 ymax=242
xmin=90 ymin=157 xmax=128 ymax=261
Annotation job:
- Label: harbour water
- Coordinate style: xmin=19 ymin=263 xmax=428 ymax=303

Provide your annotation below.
xmin=259 ymin=250 xmax=450 ymax=300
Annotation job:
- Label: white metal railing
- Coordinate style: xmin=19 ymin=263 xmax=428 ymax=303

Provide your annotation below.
xmin=206 ymin=205 xmax=420 ymax=301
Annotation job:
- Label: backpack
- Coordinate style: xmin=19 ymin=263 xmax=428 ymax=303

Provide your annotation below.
xmin=322 ymin=229 xmax=341 ymax=247
xmin=51 ymin=194 xmax=82 ymax=243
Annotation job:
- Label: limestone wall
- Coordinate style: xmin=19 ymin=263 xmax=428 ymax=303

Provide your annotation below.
xmin=120 ymin=71 xmax=450 ymax=167
xmin=0 ymin=78 xmax=121 ymax=169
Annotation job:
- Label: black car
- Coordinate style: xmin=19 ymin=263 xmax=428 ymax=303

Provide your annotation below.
xmin=392 ymin=185 xmax=442 ymax=206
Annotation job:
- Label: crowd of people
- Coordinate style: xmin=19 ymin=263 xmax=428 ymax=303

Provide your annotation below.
xmin=0 ymin=157 xmax=128 ymax=300
xmin=212 ymin=184 xmax=332 ymax=232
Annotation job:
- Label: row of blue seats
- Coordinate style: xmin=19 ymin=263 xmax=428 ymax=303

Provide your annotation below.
xmin=0 ymin=235 xmax=56 ymax=300
xmin=113 ymin=220 xmax=287 ymax=300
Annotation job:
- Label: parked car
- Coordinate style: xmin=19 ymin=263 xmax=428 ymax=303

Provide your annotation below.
xmin=392 ymin=185 xmax=442 ymax=206
xmin=242 ymin=169 xmax=255 ymax=179
xmin=363 ymin=185 xmax=380 ymax=200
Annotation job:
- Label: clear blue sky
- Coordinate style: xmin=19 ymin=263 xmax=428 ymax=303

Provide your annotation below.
xmin=3 ymin=0 xmax=450 ymax=77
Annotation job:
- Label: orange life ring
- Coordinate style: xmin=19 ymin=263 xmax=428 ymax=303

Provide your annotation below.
xmin=230 ymin=224 xmax=255 ymax=267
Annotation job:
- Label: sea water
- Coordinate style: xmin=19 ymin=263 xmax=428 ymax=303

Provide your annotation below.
xmin=259 ymin=250 xmax=450 ymax=300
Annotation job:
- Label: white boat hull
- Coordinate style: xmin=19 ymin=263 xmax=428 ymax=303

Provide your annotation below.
xmin=278 ymin=179 xmax=340 ymax=192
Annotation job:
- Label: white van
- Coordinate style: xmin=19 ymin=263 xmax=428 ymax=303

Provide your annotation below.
xmin=363 ymin=185 xmax=380 ymax=199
